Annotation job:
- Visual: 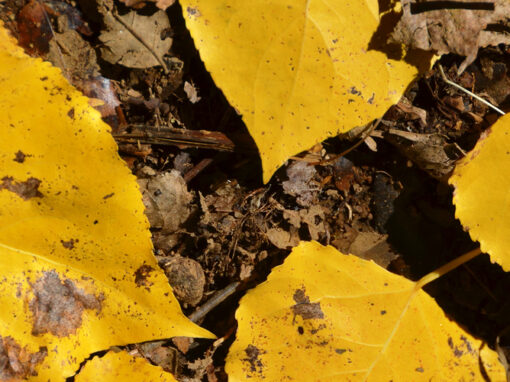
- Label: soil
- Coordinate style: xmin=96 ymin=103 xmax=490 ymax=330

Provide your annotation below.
xmin=2 ymin=1 xmax=510 ymax=380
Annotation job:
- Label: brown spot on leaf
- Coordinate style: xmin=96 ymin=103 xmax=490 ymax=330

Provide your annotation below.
xmin=60 ymin=238 xmax=78 ymax=249
xmin=291 ymin=287 xmax=324 ymax=320
xmin=103 ymin=192 xmax=114 ymax=200
xmin=29 ymin=271 xmax=103 ymax=337
xmin=447 ymin=336 xmax=464 ymax=358
xmin=187 ymin=6 xmax=201 ymax=17
xmin=243 ymin=344 xmax=264 ymax=374
xmin=0 ymin=176 xmax=43 ymax=200
xmin=0 ymin=336 xmax=47 ymax=380
xmin=134 ymin=264 xmax=155 ymax=290
xmin=13 ymin=151 xmax=27 ymax=163
xmin=67 ymin=108 xmax=75 ymax=119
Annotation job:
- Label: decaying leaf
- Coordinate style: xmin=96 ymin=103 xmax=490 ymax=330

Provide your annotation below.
xmin=282 ymin=161 xmax=318 ymax=208
xmin=348 ymin=231 xmax=396 ymax=268
xmin=226 ymin=241 xmax=504 ymax=380
xmin=120 ymin=0 xmax=176 ymax=11
xmin=0 ymin=24 xmax=213 ymax=381
xmin=138 ymin=170 xmax=193 ymax=251
xmin=99 ymin=9 xmax=172 ymax=69
xmin=391 ymin=0 xmax=510 ymax=73
xmin=450 ymin=114 xmax=510 ymax=271
xmin=75 ymin=351 xmax=177 ymax=381
xmin=180 ymin=0 xmax=431 ymax=182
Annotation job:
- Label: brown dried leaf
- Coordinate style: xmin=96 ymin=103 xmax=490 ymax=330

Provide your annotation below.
xmin=99 ymin=10 xmax=172 ymax=69
xmin=265 ymin=228 xmax=299 ymax=250
xmin=120 ymin=0 xmax=176 ymax=11
xmin=391 ymin=0 xmax=510 ymax=73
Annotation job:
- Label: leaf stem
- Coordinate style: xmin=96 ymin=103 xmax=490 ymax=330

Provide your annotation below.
xmin=438 ymin=64 xmax=505 ymax=115
xmin=415 ymin=247 xmax=482 ymax=290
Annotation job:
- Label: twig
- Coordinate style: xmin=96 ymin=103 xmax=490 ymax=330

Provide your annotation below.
xmin=113 ymin=125 xmax=235 ymax=151
xmin=183 ymin=158 xmax=214 ymax=183
xmin=313 ymin=118 xmax=382 ymax=166
xmin=112 ymin=11 xmax=169 ymax=73
xmin=188 ymin=282 xmax=240 ymax=323
xmin=438 ymin=64 xmax=505 ymax=115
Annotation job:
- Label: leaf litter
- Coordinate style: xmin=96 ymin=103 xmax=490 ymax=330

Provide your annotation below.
xmin=3 ymin=0 xmax=510 ymax=380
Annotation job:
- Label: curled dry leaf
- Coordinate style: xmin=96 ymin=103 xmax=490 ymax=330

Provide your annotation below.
xmin=226 ymin=241 xmax=504 ymax=381
xmin=391 ymin=0 xmax=510 ymax=73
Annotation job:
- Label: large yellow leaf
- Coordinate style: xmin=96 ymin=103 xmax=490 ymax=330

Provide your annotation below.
xmin=226 ymin=241 xmax=504 ymax=381
xmin=75 ymin=351 xmax=177 ymax=382
xmin=0 ymin=24 xmax=213 ymax=381
xmin=180 ymin=0 xmax=429 ymax=182
xmin=450 ymin=114 xmax=510 ymax=271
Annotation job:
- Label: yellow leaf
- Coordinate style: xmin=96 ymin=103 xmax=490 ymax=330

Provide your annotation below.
xmin=0 ymin=24 xmax=213 ymax=381
xmin=180 ymin=1 xmax=430 ymax=182
xmin=450 ymin=114 xmax=510 ymax=271
xmin=226 ymin=241 xmax=504 ymax=381
xmin=75 ymin=351 xmax=177 ymax=382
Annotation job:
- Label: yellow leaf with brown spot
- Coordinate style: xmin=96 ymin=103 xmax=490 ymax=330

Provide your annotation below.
xmin=75 ymin=351 xmax=177 ymax=382
xmin=226 ymin=241 xmax=504 ymax=381
xmin=179 ymin=0 xmax=431 ymax=182
xmin=450 ymin=114 xmax=510 ymax=271
xmin=0 ymin=23 xmax=213 ymax=381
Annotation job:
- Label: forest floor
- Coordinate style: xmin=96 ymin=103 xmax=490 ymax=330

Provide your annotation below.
xmin=2 ymin=0 xmax=510 ymax=380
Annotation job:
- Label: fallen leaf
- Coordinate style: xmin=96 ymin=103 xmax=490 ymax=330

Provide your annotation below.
xmin=180 ymin=0 xmax=431 ymax=182
xmin=75 ymin=351 xmax=177 ymax=381
xmin=226 ymin=241 xmax=504 ymax=380
xmin=450 ymin=114 xmax=510 ymax=271
xmin=47 ymin=28 xmax=100 ymax=80
xmin=282 ymin=161 xmax=318 ymax=208
xmin=265 ymin=228 xmax=299 ymax=250
xmin=99 ymin=9 xmax=171 ymax=69
xmin=138 ymin=170 xmax=193 ymax=251
xmin=120 ymin=0 xmax=176 ymax=11
xmin=391 ymin=0 xmax=510 ymax=73
xmin=0 ymin=24 xmax=213 ymax=381
xmin=348 ymin=231 xmax=396 ymax=268
xmin=184 ymin=80 xmax=201 ymax=103
xmin=138 ymin=170 xmax=193 ymax=233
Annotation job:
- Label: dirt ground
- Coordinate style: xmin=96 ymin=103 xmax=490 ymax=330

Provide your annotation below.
xmin=2 ymin=0 xmax=510 ymax=380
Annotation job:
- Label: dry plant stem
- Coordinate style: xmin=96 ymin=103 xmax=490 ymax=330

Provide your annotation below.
xmin=183 ymin=158 xmax=213 ymax=183
xmin=112 ymin=11 xmax=169 ymax=73
xmin=314 ymin=118 xmax=382 ymax=166
xmin=189 ymin=282 xmax=240 ymax=323
xmin=113 ymin=124 xmax=235 ymax=151
xmin=415 ymin=247 xmax=482 ymax=290
xmin=438 ymin=64 xmax=505 ymax=115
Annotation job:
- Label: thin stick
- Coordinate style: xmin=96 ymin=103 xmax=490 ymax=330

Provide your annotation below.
xmin=112 ymin=11 xmax=169 ymax=73
xmin=438 ymin=64 xmax=505 ymax=115
xmin=189 ymin=282 xmax=240 ymax=323
xmin=313 ymin=118 xmax=382 ymax=166
xmin=183 ymin=158 xmax=213 ymax=183
xmin=415 ymin=247 xmax=482 ymax=290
